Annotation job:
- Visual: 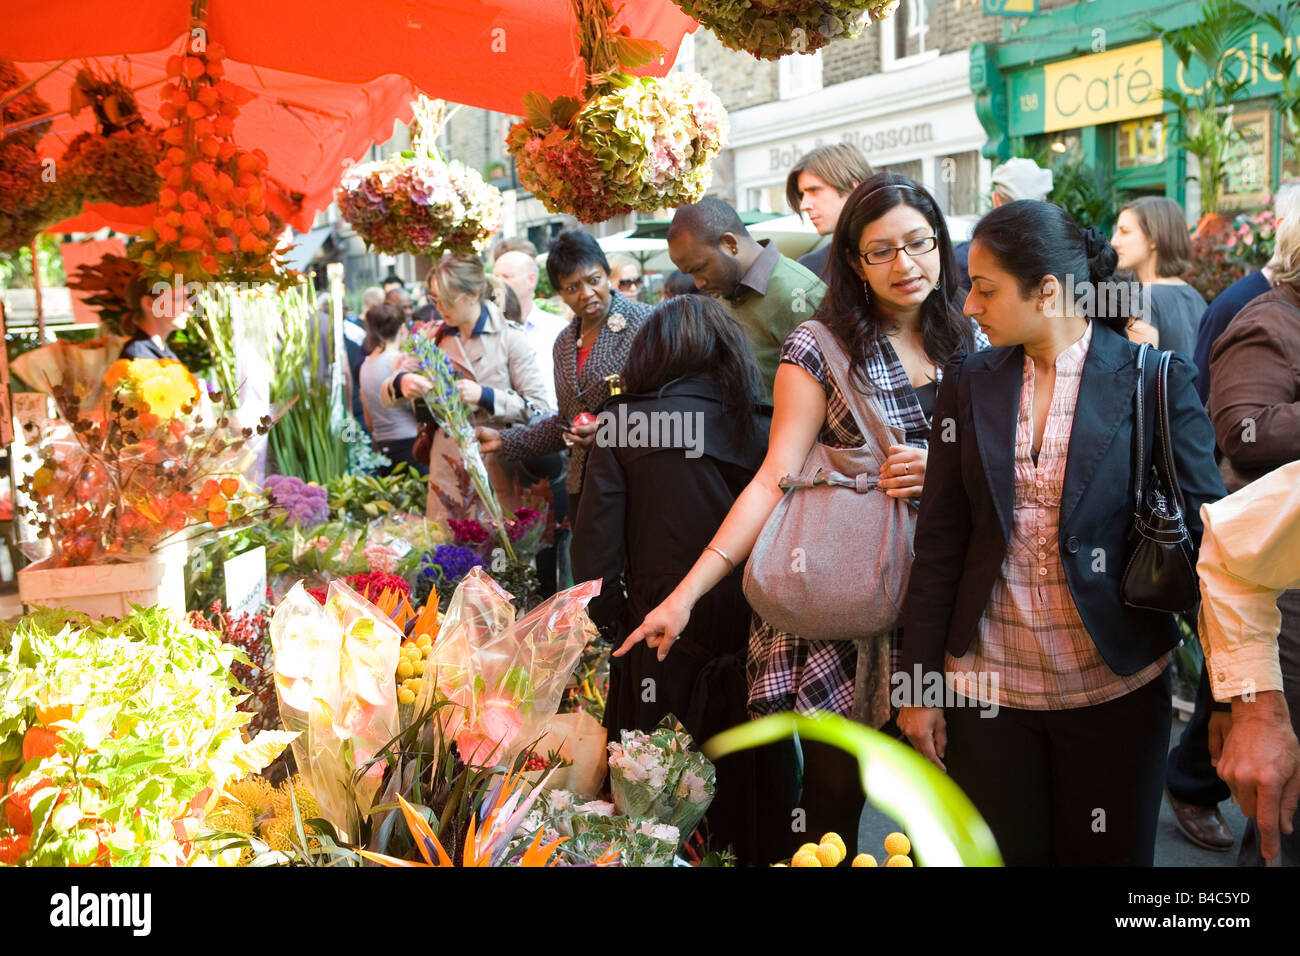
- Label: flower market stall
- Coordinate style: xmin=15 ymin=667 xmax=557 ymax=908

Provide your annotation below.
xmin=0 ymin=0 xmax=1009 ymax=875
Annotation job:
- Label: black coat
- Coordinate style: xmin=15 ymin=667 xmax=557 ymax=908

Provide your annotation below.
xmin=572 ymin=377 xmax=770 ymax=864
xmin=901 ymin=321 xmax=1226 ymax=681
xmin=573 ymin=377 xmax=771 ymax=732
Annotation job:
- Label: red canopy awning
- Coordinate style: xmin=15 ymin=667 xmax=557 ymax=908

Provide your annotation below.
xmin=1 ymin=1 xmax=697 ymax=232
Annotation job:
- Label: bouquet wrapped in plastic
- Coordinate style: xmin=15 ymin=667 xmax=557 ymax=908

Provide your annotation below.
xmin=526 ymin=790 xmax=678 ymax=867
xmin=608 ymin=717 xmax=716 ymax=838
xmin=270 ymin=579 xmax=403 ymax=839
xmin=421 ymin=567 xmax=599 ymax=768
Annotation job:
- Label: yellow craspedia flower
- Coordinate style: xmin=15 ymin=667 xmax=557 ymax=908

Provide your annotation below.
xmin=820 ymin=832 xmax=847 ymax=857
xmin=791 ymin=850 xmax=822 ymax=868
xmin=851 ymin=853 xmax=878 ymax=867
xmin=815 ymin=843 xmax=843 ymax=867
xmin=885 ymin=854 xmax=914 ymax=867
xmin=883 ymin=832 xmax=911 ymax=857
xmin=797 ymin=842 xmax=820 ymax=856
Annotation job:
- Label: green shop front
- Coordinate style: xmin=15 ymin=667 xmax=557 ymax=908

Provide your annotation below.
xmin=971 ymin=0 xmax=1299 ymax=219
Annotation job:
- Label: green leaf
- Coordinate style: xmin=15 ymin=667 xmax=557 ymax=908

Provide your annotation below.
xmin=523 ymin=91 xmax=554 ymax=131
xmin=232 ymin=730 xmax=299 ymax=774
xmin=613 ymin=37 xmax=665 ymax=71
xmin=703 ymin=714 xmax=1003 ymax=867
xmin=549 ymin=95 xmax=584 ymax=130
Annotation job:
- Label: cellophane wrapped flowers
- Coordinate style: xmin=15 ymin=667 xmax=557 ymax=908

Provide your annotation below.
xmin=506 ymin=71 xmax=729 ymax=223
xmin=271 ymin=579 xmax=403 ymax=840
xmin=420 ymin=567 xmax=598 ymax=769
xmin=672 ymin=1 xmax=902 ymax=59
xmin=608 ymin=717 xmax=716 ymax=837
xmin=21 ymin=358 xmax=268 ymax=566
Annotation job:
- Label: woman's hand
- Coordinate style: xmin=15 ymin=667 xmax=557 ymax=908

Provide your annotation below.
xmin=879 ymin=444 xmax=927 ymax=499
xmin=456 ymin=379 xmax=483 ymax=406
xmin=897 ymin=705 xmax=947 ymax=771
xmin=474 ymin=425 xmax=502 ymax=453
xmin=616 ymin=595 xmax=693 ymax=662
xmin=400 ymin=373 xmax=433 ymax=399
xmin=563 ymin=418 xmax=600 ymax=449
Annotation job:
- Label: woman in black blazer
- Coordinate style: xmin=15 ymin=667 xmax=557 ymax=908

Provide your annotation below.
xmin=899 ymin=201 xmax=1226 ymax=866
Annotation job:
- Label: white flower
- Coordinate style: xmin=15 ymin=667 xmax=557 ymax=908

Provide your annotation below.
xmin=576 ymin=800 xmax=616 ymax=817
xmin=607 ymin=313 xmax=627 ymax=332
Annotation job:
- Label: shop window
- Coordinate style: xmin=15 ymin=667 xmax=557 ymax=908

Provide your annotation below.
xmin=670 ymin=32 xmax=695 ymax=75
xmin=882 ymin=0 xmax=938 ymax=71
xmin=938 ymin=151 xmax=980 ymax=216
xmin=778 ymin=50 xmax=823 ymax=99
xmin=748 ymin=184 xmax=786 ymax=214
xmin=1115 ymin=116 xmax=1167 ymax=170
xmin=881 ymin=159 xmax=924 ymax=183
xmin=1220 ymin=109 xmax=1273 ymax=213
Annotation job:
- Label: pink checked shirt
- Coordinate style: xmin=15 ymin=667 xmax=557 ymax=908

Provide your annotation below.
xmin=947 ymin=322 xmax=1167 ymax=710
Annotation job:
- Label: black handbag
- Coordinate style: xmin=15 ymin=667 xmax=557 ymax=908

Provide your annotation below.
xmin=1120 ymin=343 xmax=1199 ymax=613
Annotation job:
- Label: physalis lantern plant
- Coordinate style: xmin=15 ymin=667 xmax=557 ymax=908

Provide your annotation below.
xmin=22 ymin=358 xmax=270 ymax=566
xmin=130 ymin=36 xmax=286 ymax=285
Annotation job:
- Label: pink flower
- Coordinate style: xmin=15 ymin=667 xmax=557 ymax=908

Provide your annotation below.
xmin=455 ymin=698 xmax=524 ymax=767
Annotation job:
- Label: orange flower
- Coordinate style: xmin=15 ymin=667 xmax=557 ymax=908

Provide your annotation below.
xmin=219 ymin=477 xmax=239 ymax=496
xmin=209 ymin=510 xmax=229 ymax=528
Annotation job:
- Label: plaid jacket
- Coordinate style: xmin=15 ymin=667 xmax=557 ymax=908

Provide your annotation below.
xmin=499 ymin=291 xmax=654 ymax=494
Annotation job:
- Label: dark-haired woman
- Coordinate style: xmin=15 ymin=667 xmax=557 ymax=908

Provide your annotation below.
xmin=476 ymin=229 xmax=653 ymax=528
xmin=360 ymin=303 xmax=428 ymax=477
xmin=900 ymin=199 xmax=1226 ymax=866
xmin=622 ymin=173 xmax=987 ymax=860
xmin=1112 ymin=195 xmax=1204 ymax=358
xmin=572 ymin=294 xmax=771 ymax=864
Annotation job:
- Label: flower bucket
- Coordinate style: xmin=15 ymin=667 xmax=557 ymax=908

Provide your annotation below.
xmin=18 ymin=539 xmax=190 ymax=619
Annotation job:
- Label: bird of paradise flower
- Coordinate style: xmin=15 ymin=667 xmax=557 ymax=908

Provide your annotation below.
xmin=359 ymin=766 xmax=619 ymax=867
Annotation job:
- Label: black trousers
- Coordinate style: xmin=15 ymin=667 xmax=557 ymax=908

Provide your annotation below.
xmin=944 ymin=675 xmax=1171 ymax=866
xmin=752 ymin=732 xmax=868 ymax=863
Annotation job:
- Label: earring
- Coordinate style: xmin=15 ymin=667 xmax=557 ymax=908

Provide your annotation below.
xmin=862 ymin=280 xmax=871 ymax=304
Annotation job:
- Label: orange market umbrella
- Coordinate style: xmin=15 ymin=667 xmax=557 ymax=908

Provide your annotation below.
xmin=1 ymin=0 xmax=696 ymax=232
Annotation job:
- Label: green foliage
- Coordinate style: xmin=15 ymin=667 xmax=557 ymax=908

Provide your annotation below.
xmin=268 ymin=281 xmax=348 ymax=485
xmin=0 ymin=605 xmax=294 ymax=866
xmin=1144 ymin=0 xmax=1258 ymax=215
xmin=326 ymin=464 xmax=427 ymax=523
xmin=704 ymin=713 xmax=1003 ymax=867
xmin=1241 ymin=0 xmax=1300 ymax=172
xmin=0 ymin=235 xmax=64 ymax=290
xmin=1012 ymin=139 xmax=1116 ymax=232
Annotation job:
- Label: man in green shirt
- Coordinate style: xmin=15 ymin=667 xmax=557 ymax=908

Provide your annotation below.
xmin=667 ymin=198 xmax=826 ymax=400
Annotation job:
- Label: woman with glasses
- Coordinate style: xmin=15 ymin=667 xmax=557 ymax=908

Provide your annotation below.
xmin=477 ymin=230 xmax=654 ymax=528
xmin=608 ymin=252 xmax=644 ymax=301
xmin=621 ymin=173 xmax=987 ymax=861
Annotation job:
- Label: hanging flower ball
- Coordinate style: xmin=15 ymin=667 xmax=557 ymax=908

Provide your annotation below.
xmin=672 ymin=1 xmax=902 ymax=59
xmin=506 ymin=72 xmax=729 ymax=224
xmin=338 ymin=155 xmax=504 ymax=258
